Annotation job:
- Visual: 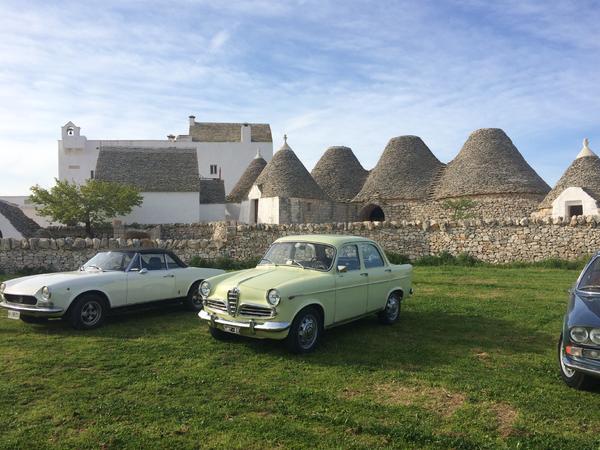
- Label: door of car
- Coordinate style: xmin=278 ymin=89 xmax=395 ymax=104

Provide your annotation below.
xmin=360 ymin=243 xmax=391 ymax=312
xmin=334 ymin=244 xmax=368 ymax=322
xmin=126 ymin=253 xmax=177 ymax=304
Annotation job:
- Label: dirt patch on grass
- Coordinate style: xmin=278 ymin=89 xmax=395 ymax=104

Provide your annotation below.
xmin=490 ymin=402 xmax=518 ymax=438
xmin=341 ymin=382 xmax=466 ymax=417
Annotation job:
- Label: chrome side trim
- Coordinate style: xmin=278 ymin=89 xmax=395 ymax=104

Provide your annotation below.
xmin=0 ymin=301 xmax=64 ymax=317
xmin=198 ymin=309 xmax=290 ymax=333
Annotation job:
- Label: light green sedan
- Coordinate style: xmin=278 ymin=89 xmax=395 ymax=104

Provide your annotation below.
xmin=198 ymin=235 xmax=413 ymax=353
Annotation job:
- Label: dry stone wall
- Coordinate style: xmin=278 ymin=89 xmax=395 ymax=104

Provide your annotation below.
xmin=1 ymin=217 xmax=599 ymax=273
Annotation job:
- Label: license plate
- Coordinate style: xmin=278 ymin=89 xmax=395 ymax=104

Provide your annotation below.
xmin=223 ymin=325 xmax=240 ymax=334
xmin=7 ymin=310 xmax=20 ymax=320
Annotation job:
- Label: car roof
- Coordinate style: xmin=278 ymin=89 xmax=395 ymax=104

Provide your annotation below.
xmin=274 ymin=234 xmax=375 ymax=247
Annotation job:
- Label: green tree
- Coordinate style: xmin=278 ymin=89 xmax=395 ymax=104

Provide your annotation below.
xmin=441 ymin=198 xmax=477 ymax=220
xmin=30 ymin=179 xmax=143 ymax=237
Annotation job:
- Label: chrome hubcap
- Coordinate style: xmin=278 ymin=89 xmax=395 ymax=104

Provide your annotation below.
xmin=298 ymin=314 xmax=318 ymax=349
xmin=81 ymin=300 xmax=102 ymax=326
xmin=385 ymin=296 xmax=400 ymax=319
xmin=191 ymin=292 xmax=202 ymax=306
xmin=560 ymin=339 xmax=575 ymax=378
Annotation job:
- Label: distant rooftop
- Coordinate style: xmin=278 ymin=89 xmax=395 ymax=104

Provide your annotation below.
xmin=189 ymin=120 xmax=272 ymax=143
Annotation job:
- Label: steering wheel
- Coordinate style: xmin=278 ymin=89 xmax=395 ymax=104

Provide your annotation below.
xmin=310 ymin=257 xmax=327 ymax=270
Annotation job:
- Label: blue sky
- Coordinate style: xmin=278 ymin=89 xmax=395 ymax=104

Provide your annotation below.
xmin=1 ymin=0 xmax=600 ymax=194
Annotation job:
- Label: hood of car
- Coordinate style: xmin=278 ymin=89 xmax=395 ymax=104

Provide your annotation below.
xmin=211 ymin=265 xmax=325 ymax=300
xmin=4 ymin=271 xmax=104 ymax=295
xmin=568 ymin=292 xmax=600 ymax=328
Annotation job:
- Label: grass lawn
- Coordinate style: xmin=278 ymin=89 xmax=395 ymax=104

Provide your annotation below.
xmin=1 ymin=266 xmax=599 ymax=449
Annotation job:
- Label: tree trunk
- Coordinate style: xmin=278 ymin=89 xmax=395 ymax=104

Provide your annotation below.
xmin=85 ymin=219 xmax=92 ymax=238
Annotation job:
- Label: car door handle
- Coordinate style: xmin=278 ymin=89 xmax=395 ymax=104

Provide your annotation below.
xmin=163 ymin=274 xmax=175 ymax=278
xmin=384 ymin=269 xmax=391 ymax=273
xmin=360 ymin=273 xmax=368 ymax=277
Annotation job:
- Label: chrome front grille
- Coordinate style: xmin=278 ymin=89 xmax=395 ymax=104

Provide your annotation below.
xmin=238 ymin=304 xmax=274 ymax=318
xmin=4 ymin=294 xmax=37 ymax=305
xmin=227 ymin=288 xmax=240 ymax=316
xmin=204 ymin=299 xmax=227 ymax=313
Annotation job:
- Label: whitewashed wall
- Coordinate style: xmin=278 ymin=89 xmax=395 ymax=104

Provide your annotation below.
xmin=552 ymin=187 xmax=599 ymax=218
xmin=118 ymin=192 xmax=200 ymax=224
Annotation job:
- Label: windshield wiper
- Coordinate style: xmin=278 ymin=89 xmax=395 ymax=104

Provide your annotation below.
xmin=579 ymin=285 xmax=600 ymax=290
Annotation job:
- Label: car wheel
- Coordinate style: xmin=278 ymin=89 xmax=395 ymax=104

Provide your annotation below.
xmin=209 ymin=325 xmax=235 ymax=341
xmin=378 ymin=292 xmax=401 ymax=325
xmin=20 ymin=315 xmax=48 ymax=324
xmin=184 ymin=281 xmax=203 ymax=312
xmin=68 ymin=294 xmax=107 ymax=330
xmin=285 ymin=307 xmax=322 ymax=354
xmin=558 ymin=333 xmax=595 ymax=390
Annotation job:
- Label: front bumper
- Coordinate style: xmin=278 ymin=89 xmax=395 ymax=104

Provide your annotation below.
xmin=562 ymin=350 xmax=600 ymax=378
xmin=0 ymin=301 xmax=64 ymax=318
xmin=198 ymin=309 xmax=290 ymax=334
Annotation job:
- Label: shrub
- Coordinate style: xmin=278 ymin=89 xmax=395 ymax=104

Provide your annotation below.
xmin=188 ymin=256 xmax=259 ymax=271
xmin=125 ymin=230 xmax=151 ymax=239
xmin=385 ymin=252 xmax=411 ymax=265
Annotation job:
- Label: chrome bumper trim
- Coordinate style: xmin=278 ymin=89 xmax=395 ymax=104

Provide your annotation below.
xmin=0 ymin=301 xmax=64 ymax=317
xmin=198 ymin=309 xmax=290 ymax=333
xmin=563 ymin=355 xmax=600 ymax=377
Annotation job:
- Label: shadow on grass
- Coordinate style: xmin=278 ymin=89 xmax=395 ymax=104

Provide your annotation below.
xmin=231 ymin=309 xmax=553 ymax=371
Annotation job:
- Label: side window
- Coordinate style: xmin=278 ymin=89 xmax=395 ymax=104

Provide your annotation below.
xmin=140 ymin=253 xmax=166 ymax=271
xmin=338 ymin=245 xmax=361 ymax=271
xmin=165 ymin=253 xmax=182 ymax=269
xmin=361 ymin=243 xmax=385 ymax=268
xmin=579 ymin=257 xmax=600 ymax=290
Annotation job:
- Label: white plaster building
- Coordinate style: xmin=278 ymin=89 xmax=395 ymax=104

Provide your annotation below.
xmin=57 ymin=116 xmax=273 ymax=224
xmin=538 ymin=139 xmax=600 ymax=218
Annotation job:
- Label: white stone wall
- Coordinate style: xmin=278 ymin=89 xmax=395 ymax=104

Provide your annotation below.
xmin=118 ymin=192 xmax=200 ymax=224
xmin=552 ymin=187 xmax=599 ymax=218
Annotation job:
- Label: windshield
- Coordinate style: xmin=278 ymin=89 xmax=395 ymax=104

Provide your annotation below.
xmin=258 ymin=242 xmax=336 ymax=271
xmin=82 ymin=251 xmax=134 ymax=272
xmin=578 ymin=257 xmax=600 ymax=291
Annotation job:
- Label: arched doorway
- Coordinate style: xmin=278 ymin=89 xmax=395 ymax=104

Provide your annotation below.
xmin=359 ymin=204 xmax=385 ymax=221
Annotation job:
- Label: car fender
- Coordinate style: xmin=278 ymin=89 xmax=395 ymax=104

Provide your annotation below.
xmin=290 ymin=298 xmax=329 ymax=326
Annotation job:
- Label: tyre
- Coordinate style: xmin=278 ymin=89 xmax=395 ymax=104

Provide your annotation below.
xmin=285 ymin=307 xmax=322 ymax=354
xmin=67 ymin=294 xmax=107 ymax=330
xmin=209 ymin=325 xmax=235 ymax=341
xmin=184 ymin=281 xmax=203 ymax=312
xmin=558 ymin=333 xmax=595 ymax=390
xmin=20 ymin=315 xmax=48 ymax=324
xmin=378 ymin=292 xmax=401 ymax=325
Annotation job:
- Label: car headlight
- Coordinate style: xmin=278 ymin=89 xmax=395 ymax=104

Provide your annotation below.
xmin=200 ymin=281 xmax=211 ymax=298
xmin=266 ymin=289 xmax=281 ymax=306
xmin=590 ymin=329 xmax=600 ymax=345
xmin=570 ymin=327 xmax=589 ymax=343
xmin=41 ymin=286 xmax=51 ymax=301
xmin=0 ymin=283 xmax=5 ymax=295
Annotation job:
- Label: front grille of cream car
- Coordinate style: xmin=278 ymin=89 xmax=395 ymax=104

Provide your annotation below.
xmin=205 ymin=299 xmax=227 ymax=313
xmin=238 ymin=304 xmax=274 ymax=318
xmin=4 ymin=294 xmax=37 ymax=305
xmin=227 ymin=288 xmax=240 ymax=316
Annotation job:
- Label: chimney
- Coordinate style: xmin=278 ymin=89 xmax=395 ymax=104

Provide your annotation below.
xmin=188 ymin=115 xmax=196 ymax=126
xmin=241 ymin=122 xmax=251 ymax=143
xmin=167 ymin=134 xmax=175 ymax=142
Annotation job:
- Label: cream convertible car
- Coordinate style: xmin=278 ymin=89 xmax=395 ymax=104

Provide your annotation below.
xmin=0 ymin=249 xmax=224 ymax=329
xmin=199 ymin=235 xmax=413 ymax=353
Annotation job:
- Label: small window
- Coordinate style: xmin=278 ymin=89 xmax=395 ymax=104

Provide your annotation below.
xmin=68 ymin=165 xmax=80 ymax=169
xmin=140 ymin=253 xmax=166 ymax=271
xmin=165 ymin=253 xmax=182 ymax=269
xmin=210 ymin=164 xmax=218 ymax=175
xmin=569 ymin=205 xmax=583 ymax=217
xmin=306 ymin=202 xmax=312 ymax=212
xmin=360 ymin=243 xmax=385 ymax=268
xmin=67 ymin=127 xmax=74 ymax=136
xmin=90 ymin=170 xmax=95 ymax=179
xmin=338 ymin=244 xmax=361 ymax=271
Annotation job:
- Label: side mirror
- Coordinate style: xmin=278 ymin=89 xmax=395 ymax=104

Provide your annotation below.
xmin=139 ymin=268 xmax=148 ymax=274
xmin=337 ymin=265 xmax=347 ymax=273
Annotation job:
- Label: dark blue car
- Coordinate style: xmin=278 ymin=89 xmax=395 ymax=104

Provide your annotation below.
xmin=559 ymin=254 xmax=600 ymax=389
